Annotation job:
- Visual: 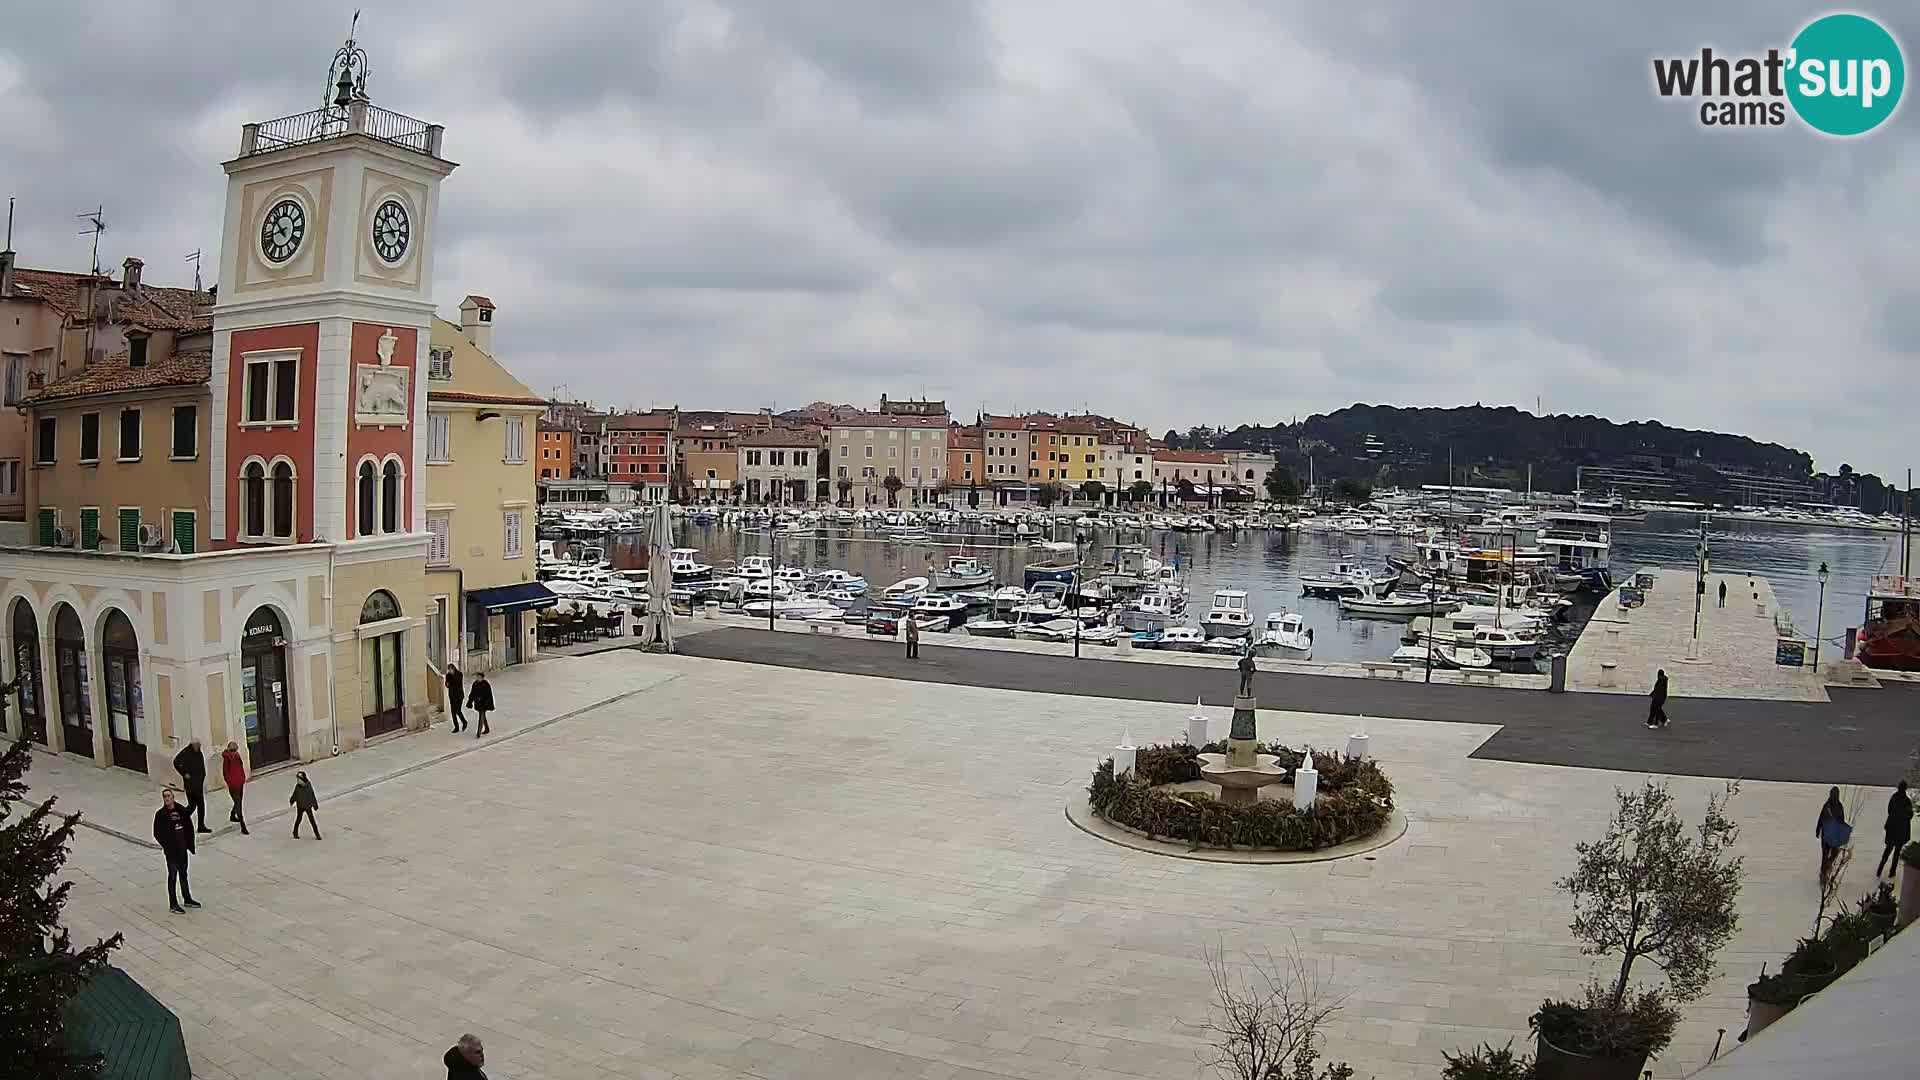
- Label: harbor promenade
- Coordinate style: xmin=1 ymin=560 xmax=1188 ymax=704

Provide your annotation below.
xmin=1566 ymin=569 xmax=1834 ymax=702
xmin=28 ymin=646 xmax=1902 ymax=1080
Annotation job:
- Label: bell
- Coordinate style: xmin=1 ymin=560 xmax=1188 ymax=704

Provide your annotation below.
xmin=332 ymin=64 xmax=355 ymax=108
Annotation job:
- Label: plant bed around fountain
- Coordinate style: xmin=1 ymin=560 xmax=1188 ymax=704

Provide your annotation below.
xmin=1085 ymin=741 xmax=1394 ymax=853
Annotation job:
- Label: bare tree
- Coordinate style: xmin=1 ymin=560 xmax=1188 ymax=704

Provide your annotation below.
xmin=1198 ymin=942 xmax=1353 ymax=1080
xmin=1561 ymin=781 xmax=1743 ymax=1008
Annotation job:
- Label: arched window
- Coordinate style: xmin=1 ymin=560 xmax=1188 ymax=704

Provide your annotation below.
xmin=381 ymin=460 xmax=401 ymax=534
xmin=271 ymin=461 xmax=295 ymax=539
xmin=357 ymin=460 xmax=377 ymax=538
xmin=242 ymin=461 xmax=267 ymax=538
xmin=360 ymin=589 xmax=401 ymax=624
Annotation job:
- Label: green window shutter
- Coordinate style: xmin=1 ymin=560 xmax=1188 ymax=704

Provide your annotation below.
xmin=79 ymin=508 xmax=100 ymax=550
xmin=37 ymin=508 xmax=56 ymax=546
xmin=171 ymin=511 xmax=195 ymax=554
xmin=118 ymin=508 xmax=141 ymax=550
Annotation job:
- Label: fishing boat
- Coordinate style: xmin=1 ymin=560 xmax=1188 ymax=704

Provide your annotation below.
xmin=1200 ymin=589 xmax=1254 ymax=639
xmin=908 ymin=612 xmax=952 ymax=634
xmin=1299 ymin=562 xmax=1384 ymax=598
xmin=1014 ymin=617 xmax=1082 ymax=642
xmin=1338 ymin=584 xmax=1454 ymax=620
xmin=1200 ymin=638 xmax=1248 ymax=656
xmin=741 ymin=578 xmax=796 ymax=601
xmin=933 ymin=555 xmax=994 ymax=590
xmin=1023 ymin=561 xmax=1078 ymax=589
xmin=1118 ymin=588 xmax=1179 ymax=633
xmin=1157 ymin=626 xmax=1207 ymax=651
xmin=910 ymin=593 xmax=969 ymax=629
xmin=1011 ymin=581 xmax=1071 ymax=620
xmin=669 ymin=548 xmax=715 ymax=584
xmin=742 ymin=596 xmax=841 ymax=620
xmin=819 ymin=589 xmax=864 ymax=609
xmin=1255 ymin=611 xmax=1313 ymax=658
xmin=1858 ymin=574 xmax=1920 ymax=671
xmin=773 ymin=565 xmax=809 ymax=584
xmin=1390 ymin=642 xmax=1493 ymax=669
xmin=811 ymin=569 xmax=868 ymax=594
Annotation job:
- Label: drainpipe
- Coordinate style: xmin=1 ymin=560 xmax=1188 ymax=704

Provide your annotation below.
xmin=325 ymin=544 xmax=340 ymax=755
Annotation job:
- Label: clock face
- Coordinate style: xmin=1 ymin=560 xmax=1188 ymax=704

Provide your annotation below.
xmin=260 ymin=199 xmax=306 ymax=264
xmin=371 ymin=200 xmax=411 ymax=264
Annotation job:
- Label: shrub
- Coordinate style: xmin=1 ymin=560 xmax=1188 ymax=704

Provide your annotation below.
xmin=1440 ymin=1041 xmax=1535 ymax=1080
xmin=1530 ymin=982 xmax=1678 ymax=1061
xmin=1088 ymin=743 xmax=1394 ymax=852
xmin=1904 ymin=840 xmax=1920 ymax=868
xmin=1746 ymin=970 xmax=1806 ymax=1008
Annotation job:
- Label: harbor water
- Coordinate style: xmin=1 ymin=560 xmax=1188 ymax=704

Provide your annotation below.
xmin=580 ymin=510 xmax=1907 ymax=666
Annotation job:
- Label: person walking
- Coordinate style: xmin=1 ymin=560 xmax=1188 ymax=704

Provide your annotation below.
xmin=1717 ymin=580 xmax=1727 ymax=608
xmin=1817 ymin=786 xmax=1850 ymax=883
xmin=289 ymin=770 xmax=321 ymax=839
xmin=1877 ymin=780 xmax=1912 ymax=877
xmin=172 ymin=738 xmax=212 ymax=833
xmin=466 ymin=671 xmax=493 ymax=738
xmin=153 ymin=789 xmax=200 ymax=914
xmin=221 ymin=741 xmax=250 ymax=835
xmin=1645 ymin=669 xmax=1669 ymax=729
xmin=444 ymin=1034 xmax=488 ymax=1079
xmin=445 ymin=663 xmax=466 ymax=733
xmin=904 ymin=612 xmax=920 ymax=660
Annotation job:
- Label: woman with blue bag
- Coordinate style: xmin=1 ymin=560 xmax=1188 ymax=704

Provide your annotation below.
xmin=1817 ymin=787 xmax=1851 ymax=883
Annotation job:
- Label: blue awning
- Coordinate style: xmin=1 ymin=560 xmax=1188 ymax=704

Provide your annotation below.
xmin=468 ymin=582 xmax=560 ymax=614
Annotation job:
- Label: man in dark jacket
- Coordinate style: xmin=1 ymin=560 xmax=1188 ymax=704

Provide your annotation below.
xmin=445 ymin=1034 xmax=487 ymax=1079
xmin=445 ymin=664 xmax=466 ymax=733
xmin=1878 ymin=780 xmax=1913 ymax=877
xmin=1646 ymin=669 xmax=1669 ymax=729
xmin=466 ymin=672 xmax=494 ymax=738
xmin=153 ymin=789 xmax=200 ymax=914
xmin=172 ymin=739 xmax=212 ymax=833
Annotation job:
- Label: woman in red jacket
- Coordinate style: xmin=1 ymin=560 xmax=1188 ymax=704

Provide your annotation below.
xmin=222 ymin=741 xmax=250 ymax=835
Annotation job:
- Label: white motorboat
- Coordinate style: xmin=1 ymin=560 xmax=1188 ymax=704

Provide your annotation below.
xmin=669 ymin=548 xmax=715 ymax=583
xmin=1391 ymin=642 xmax=1495 ymax=670
xmin=1408 ymin=618 xmax=1542 ymax=661
xmin=950 ymin=590 xmax=997 ymax=609
xmin=819 ymin=589 xmax=864 ymax=609
xmin=933 ymin=555 xmax=994 ymax=590
xmin=1338 ymin=586 xmax=1454 ymax=619
xmin=1014 ymin=617 xmax=1082 ymax=642
xmin=812 ymin=569 xmax=868 ymax=594
xmin=910 ymin=593 xmax=969 ymax=628
xmin=1200 ymin=589 xmax=1253 ymax=639
xmin=742 ymin=578 xmax=795 ymax=601
xmin=1255 ymin=611 xmax=1313 ymax=658
xmin=1011 ymin=581 xmax=1071 ymax=620
xmin=1299 ymin=561 xmax=1384 ymax=598
xmin=1200 ymin=638 xmax=1248 ymax=656
xmin=1076 ymin=624 xmax=1124 ymax=646
xmin=1452 ymin=603 xmax=1555 ymax=627
xmin=883 ymin=576 xmax=931 ymax=602
xmin=742 ymin=596 xmax=841 ymax=620
xmin=908 ymin=612 xmax=952 ymax=634
xmin=773 ymin=565 xmax=809 ymax=584
xmin=1119 ymin=589 xmax=1179 ymax=633
xmin=1157 ymin=626 xmax=1207 ymax=651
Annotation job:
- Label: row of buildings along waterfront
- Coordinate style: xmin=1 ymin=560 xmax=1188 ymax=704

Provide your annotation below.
xmin=536 ymin=393 xmax=1278 ymax=510
xmin=0 ymin=47 xmax=558 ymax=783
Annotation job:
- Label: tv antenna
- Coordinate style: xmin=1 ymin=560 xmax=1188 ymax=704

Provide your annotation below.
xmin=77 ymin=206 xmax=106 ymax=275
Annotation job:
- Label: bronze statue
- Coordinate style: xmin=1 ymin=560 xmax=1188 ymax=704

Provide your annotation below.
xmin=1237 ymin=650 xmax=1256 ymax=699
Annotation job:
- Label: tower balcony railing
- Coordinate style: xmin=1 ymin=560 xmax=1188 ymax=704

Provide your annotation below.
xmin=240 ymin=101 xmax=443 ymax=158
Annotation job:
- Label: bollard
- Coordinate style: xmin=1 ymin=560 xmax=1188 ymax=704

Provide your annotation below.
xmin=1293 ymin=752 xmax=1319 ymax=811
xmin=1345 ymin=733 xmax=1371 ymax=760
xmin=1186 ymin=698 xmax=1208 ymax=747
xmin=703 ymin=600 xmax=720 ymax=620
xmin=1113 ymin=727 xmax=1137 ymax=778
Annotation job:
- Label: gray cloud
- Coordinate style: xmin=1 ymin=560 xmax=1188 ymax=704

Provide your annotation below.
xmin=2 ymin=0 xmax=1916 ymax=477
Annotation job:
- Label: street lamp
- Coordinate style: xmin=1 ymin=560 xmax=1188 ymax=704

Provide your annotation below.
xmin=1813 ymin=560 xmax=1829 ymax=671
xmin=1424 ymin=576 xmax=1437 ymax=684
xmin=1072 ymin=535 xmax=1088 ymax=659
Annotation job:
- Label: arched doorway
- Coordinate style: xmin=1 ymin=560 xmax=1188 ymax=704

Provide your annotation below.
xmin=241 ymin=607 xmax=293 ymax=766
xmin=359 ymin=590 xmax=405 ymax=738
xmin=100 ymin=610 xmax=147 ymax=773
xmin=52 ymin=604 xmax=92 ymax=759
xmin=9 ymin=600 xmax=46 ymax=744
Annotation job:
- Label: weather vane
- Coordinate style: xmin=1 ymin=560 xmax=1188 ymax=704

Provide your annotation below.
xmin=324 ymin=10 xmax=371 ymax=111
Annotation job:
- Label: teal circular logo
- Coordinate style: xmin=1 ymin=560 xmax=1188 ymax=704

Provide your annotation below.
xmin=1787 ymin=13 xmax=1905 ymax=136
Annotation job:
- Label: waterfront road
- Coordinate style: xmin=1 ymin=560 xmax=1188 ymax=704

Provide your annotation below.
xmin=675 ymin=628 xmax=1917 ymax=786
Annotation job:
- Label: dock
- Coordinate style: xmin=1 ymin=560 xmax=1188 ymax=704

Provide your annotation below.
xmin=1566 ymin=568 xmax=1829 ymax=702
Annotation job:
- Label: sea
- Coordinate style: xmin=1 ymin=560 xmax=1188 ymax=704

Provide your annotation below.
xmin=587 ymin=512 xmax=1912 ymax=667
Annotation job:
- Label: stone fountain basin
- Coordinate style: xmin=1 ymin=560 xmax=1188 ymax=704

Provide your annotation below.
xmin=1196 ymin=752 xmax=1288 ymax=790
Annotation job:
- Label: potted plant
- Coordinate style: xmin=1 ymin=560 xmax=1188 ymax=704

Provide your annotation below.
xmin=1532 ymin=984 xmax=1677 ymax=1080
xmin=1901 ymin=842 xmax=1920 ymax=931
xmin=1861 ymin=881 xmax=1897 ymax=936
xmin=1782 ymin=935 xmax=1841 ymax=993
xmin=1820 ymin=910 xmax=1878 ymax=972
xmin=1533 ymin=782 xmax=1742 ymax=1080
xmin=1442 ymin=1041 xmax=1535 ymax=1079
xmin=1743 ymin=969 xmax=1805 ymax=1039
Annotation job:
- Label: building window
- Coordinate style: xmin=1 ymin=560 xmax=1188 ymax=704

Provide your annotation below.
xmin=2 ymin=353 xmax=23 ymax=406
xmin=118 ymin=408 xmax=142 ymax=461
xmin=79 ymin=413 xmax=100 ymax=462
xmin=128 ymin=334 xmax=149 ymax=369
xmin=171 ymin=509 xmax=195 ymax=554
xmin=272 ymin=462 xmax=295 ymax=538
xmin=427 ymin=412 xmax=451 ymax=462
xmin=34 ymin=418 xmax=56 ymax=465
xmin=0 ymin=460 xmax=16 ymax=498
xmin=428 ymin=346 xmax=453 ymax=380
xmin=911 ymin=467 xmax=920 ymax=481
xmin=357 ymin=460 xmax=377 ymax=537
xmin=746 ymin=450 xmax=761 ymax=466
xmin=118 ymin=507 xmax=141 ymax=550
xmin=840 ymin=444 xmax=848 ymax=458
xmin=381 ymin=460 xmax=402 ymax=533
xmin=837 ymin=466 xmax=847 ymax=479
xmin=504 ymin=416 xmax=526 ymax=463
xmin=863 ymin=445 xmax=873 ymax=459
xmin=427 ymin=512 xmax=450 ymax=565
xmin=503 ymin=510 xmax=523 ymax=558
xmin=889 ymin=446 xmax=898 ymax=459
xmin=243 ymin=353 xmax=299 ymax=424
xmin=171 ymin=405 xmax=197 ymax=458
xmin=770 ymin=451 xmax=784 ymax=466
xmin=241 ymin=461 xmax=267 ymax=538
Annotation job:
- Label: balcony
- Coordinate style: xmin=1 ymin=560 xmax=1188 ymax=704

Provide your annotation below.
xmin=240 ymin=102 xmax=444 ymax=158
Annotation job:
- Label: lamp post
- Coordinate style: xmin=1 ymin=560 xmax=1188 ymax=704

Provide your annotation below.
xmin=1424 ymin=575 xmax=1437 ymax=684
xmin=1813 ymin=560 xmax=1829 ymax=672
xmin=1688 ymin=514 xmax=1709 ymax=659
xmin=1073 ymin=535 xmax=1087 ymax=659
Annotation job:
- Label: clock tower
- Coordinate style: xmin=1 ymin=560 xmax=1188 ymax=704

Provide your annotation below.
xmin=208 ymin=25 xmax=457 ymax=743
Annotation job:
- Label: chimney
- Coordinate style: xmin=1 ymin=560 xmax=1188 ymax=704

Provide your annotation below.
xmin=0 ymin=248 xmax=14 ymax=298
xmin=459 ymin=294 xmax=495 ymax=353
xmin=122 ymin=256 xmax=143 ymax=290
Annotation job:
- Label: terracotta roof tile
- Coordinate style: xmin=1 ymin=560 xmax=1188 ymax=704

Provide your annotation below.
xmin=462 ymin=294 xmax=496 ymax=309
xmin=828 ymin=411 xmax=950 ymax=429
xmin=10 ymin=268 xmax=213 ymax=333
xmin=606 ymin=412 xmax=677 ymax=431
xmin=738 ymin=427 xmax=821 ymax=448
xmin=27 ymin=349 xmax=211 ymax=404
xmin=428 ymin=390 xmax=547 ymax=407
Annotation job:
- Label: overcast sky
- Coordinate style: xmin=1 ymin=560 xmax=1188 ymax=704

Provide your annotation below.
xmin=3 ymin=2 xmax=1916 ymax=476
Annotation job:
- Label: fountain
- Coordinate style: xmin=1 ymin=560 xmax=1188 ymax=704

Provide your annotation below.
xmin=1196 ymin=653 xmax=1288 ymax=806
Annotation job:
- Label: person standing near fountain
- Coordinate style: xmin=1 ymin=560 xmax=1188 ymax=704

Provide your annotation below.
xmin=905 ymin=612 xmax=920 ymax=660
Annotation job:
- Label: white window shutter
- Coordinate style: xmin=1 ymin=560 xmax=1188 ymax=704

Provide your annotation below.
xmin=427 ymin=514 xmax=450 ymax=565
